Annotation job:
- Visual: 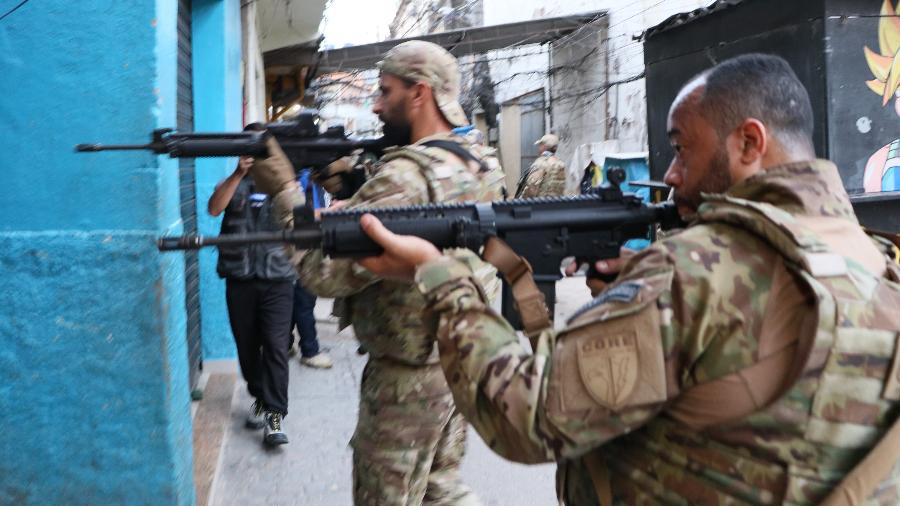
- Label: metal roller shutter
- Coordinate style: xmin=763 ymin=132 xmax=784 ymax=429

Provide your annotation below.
xmin=177 ymin=0 xmax=203 ymax=391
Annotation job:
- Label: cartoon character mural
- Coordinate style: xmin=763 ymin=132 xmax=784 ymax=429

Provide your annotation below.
xmin=863 ymin=0 xmax=900 ymax=193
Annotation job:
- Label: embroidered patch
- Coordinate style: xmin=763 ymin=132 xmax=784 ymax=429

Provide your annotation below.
xmin=577 ymin=331 xmax=639 ymax=410
xmin=567 ymin=281 xmax=642 ymax=324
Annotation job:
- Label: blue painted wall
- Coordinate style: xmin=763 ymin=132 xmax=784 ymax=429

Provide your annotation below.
xmin=193 ymin=0 xmax=244 ymax=360
xmin=0 ymin=0 xmax=194 ymax=503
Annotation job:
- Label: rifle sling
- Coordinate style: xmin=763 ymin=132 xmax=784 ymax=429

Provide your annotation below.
xmin=482 ymin=237 xmax=551 ymax=347
xmin=419 ymin=139 xmax=490 ymax=172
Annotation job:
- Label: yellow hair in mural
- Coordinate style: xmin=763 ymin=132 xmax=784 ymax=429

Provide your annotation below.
xmin=865 ymin=0 xmax=900 ymax=106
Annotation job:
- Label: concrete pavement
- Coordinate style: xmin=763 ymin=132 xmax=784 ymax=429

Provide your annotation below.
xmin=210 ymin=277 xmax=593 ymax=505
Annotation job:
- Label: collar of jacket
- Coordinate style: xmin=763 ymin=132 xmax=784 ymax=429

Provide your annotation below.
xmin=414 ymin=131 xmax=468 ymax=146
xmin=717 ymin=159 xmax=858 ymax=222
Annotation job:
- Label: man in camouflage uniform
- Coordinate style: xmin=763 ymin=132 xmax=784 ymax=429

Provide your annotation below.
xmin=356 ymin=54 xmax=900 ymax=504
xmin=252 ymin=40 xmax=502 ymax=505
xmin=515 ymin=133 xmax=567 ymax=198
xmin=462 ymin=128 xmax=507 ymax=199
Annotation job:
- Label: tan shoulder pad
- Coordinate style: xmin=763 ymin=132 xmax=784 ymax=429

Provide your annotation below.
xmin=547 ymin=274 xmax=671 ymax=423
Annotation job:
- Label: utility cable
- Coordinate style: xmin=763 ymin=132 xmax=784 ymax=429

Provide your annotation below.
xmin=0 ymin=0 xmax=31 ymax=22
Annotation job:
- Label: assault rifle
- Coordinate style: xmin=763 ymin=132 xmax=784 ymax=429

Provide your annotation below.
xmin=158 ymin=169 xmax=681 ymax=329
xmin=75 ymin=111 xmax=384 ymax=200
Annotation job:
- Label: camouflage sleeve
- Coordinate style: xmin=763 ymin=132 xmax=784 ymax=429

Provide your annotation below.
xmin=416 ymin=245 xmax=683 ymax=463
xmin=299 ymin=158 xmax=431 ymax=298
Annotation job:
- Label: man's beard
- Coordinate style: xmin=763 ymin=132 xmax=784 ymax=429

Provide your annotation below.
xmin=673 ymin=147 xmax=732 ymax=213
xmin=381 ymin=121 xmax=412 ymax=147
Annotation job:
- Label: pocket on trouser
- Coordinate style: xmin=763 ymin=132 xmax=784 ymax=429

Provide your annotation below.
xmin=424 ymin=409 xmax=475 ymax=506
xmin=351 ymin=395 xmax=456 ymax=506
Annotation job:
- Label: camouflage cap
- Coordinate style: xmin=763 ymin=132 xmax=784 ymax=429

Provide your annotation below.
xmin=377 ymin=40 xmax=468 ymax=127
xmin=535 ymin=134 xmax=559 ymax=149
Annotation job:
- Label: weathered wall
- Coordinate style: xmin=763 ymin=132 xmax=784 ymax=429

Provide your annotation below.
xmin=483 ymin=0 xmax=715 ymax=174
xmin=0 ymin=0 xmax=194 ymax=503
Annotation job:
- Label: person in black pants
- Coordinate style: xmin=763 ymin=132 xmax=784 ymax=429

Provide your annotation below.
xmin=208 ymin=128 xmax=295 ymax=446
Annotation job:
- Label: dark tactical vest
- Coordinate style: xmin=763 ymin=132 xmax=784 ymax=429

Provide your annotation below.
xmin=568 ymin=196 xmax=900 ymax=505
xmin=216 ymin=178 xmax=296 ymax=282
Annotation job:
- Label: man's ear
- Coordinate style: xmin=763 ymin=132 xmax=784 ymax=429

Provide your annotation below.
xmin=736 ymin=118 xmax=767 ymax=165
xmin=409 ymin=82 xmax=430 ymax=109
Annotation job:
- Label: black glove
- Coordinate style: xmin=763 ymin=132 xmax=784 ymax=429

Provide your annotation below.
xmin=315 ymin=157 xmax=368 ymax=200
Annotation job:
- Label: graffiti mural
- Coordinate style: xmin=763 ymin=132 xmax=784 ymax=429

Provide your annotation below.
xmin=863 ymin=0 xmax=900 ymax=192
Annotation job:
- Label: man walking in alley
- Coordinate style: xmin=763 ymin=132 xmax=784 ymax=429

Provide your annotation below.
xmin=248 ymin=40 xmax=503 ymax=504
xmin=515 ymin=133 xmax=567 ymax=198
xmin=208 ymin=123 xmax=293 ymax=447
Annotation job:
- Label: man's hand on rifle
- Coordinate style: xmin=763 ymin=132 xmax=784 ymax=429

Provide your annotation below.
xmin=236 ymin=156 xmax=253 ymax=177
xmin=563 ymin=249 xmax=635 ymax=297
xmin=314 ymin=155 xmax=370 ymax=199
xmin=585 ymin=258 xmax=626 ymax=296
xmin=357 ymin=214 xmax=441 ymax=281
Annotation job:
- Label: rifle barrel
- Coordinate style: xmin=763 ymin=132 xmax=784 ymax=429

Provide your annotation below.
xmin=75 ymin=143 xmax=152 ymax=152
xmin=158 ymin=228 xmax=323 ymax=251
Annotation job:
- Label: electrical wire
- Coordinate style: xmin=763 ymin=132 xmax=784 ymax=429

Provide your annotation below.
xmin=0 ymin=0 xmax=30 ymax=22
xmin=316 ymin=0 xmax=711 ymax=113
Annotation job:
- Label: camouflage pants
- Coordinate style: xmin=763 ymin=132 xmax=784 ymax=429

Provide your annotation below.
xmin=351 ymin=360 xmax=479 ymax=506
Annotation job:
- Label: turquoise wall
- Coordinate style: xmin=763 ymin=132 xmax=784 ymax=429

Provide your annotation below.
xmin=0 ymin=0 xmax=194 ymax=503
xmin=193 ymin=0 xmax=244 ymax=360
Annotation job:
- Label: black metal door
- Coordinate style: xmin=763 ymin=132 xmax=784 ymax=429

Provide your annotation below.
xmin=177 ymin=0 xmax=202 ymax=390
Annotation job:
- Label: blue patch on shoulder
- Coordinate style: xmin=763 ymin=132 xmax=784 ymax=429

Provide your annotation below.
xmin=567 ymin=281 xmax=642 ymax=325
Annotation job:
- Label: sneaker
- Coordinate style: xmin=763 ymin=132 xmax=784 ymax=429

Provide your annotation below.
xmin=245 ymin=400 xmax=266 ymax=430
xmin=300 ymin=352 xmax=334 ymax=369
xmin=263 ymin=411 xmax=289 ymax=446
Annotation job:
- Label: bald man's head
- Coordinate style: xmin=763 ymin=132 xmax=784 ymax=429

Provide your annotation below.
xmin=685 ymin=54 xmax=815 ymax=155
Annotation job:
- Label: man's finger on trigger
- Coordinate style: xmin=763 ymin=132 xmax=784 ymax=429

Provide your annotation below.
xmin=360 ymin=214 xmax=394 ymax=246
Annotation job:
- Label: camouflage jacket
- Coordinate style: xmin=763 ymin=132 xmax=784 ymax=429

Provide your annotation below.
xmin=416 ymin=160 xmax=900 ymax=504
xmin=478 ymin=145 xmax=507 ymax=199
xmin=299 ymin=132 xmax=505 ymax=370
xmin=515 ymin=152 xmax=567 ymax=198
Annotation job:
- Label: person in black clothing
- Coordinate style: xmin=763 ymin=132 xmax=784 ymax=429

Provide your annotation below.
xmin=207 ymin=124 xmax=294 ymax=446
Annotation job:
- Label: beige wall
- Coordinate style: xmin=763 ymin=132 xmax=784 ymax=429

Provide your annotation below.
xmin=241 ymin=2 xmax=267 ymax=122
xmin=498 ymin=103 xmax=522 ymax=192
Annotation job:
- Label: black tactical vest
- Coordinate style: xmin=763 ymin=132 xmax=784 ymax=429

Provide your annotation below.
xmin=215 ymin=178 xmax=296 ymax=281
